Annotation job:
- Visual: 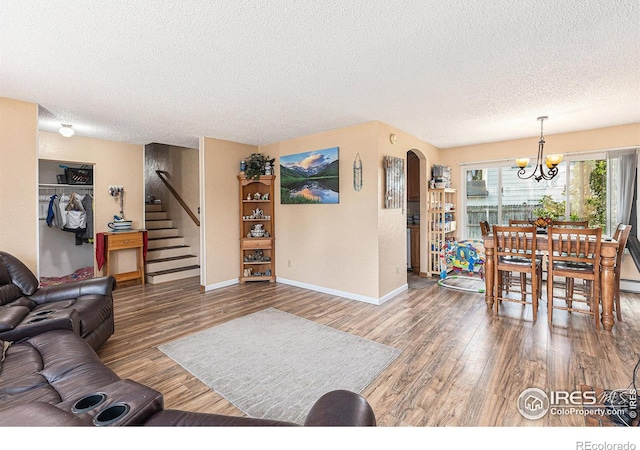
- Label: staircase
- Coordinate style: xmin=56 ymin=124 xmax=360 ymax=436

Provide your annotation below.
xmin=145 ymin=203 xmax=200 ymax=284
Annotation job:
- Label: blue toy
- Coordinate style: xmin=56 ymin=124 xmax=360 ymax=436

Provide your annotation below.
xmin=437 ymin=239 xmax=486 ymax=293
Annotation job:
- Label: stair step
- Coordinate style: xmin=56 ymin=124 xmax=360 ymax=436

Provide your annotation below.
xmin=147 ymin=236 xmax=185 ymax=249
xmin=146 ymin=255 xmax=198 ymax=272
xmin=146 ymin=219 xmax=174 ymax=229
xmin=145 ymin=203 xmax=164 ymax=212
xmin=146 ymin=265 xmax=200 ymax=284
xmin=146 ymin=245 xmax=191 ymax=259
xmin=147 ymin=228 xmax=180 ymax=238
xmin=145 ymin=211 xmax=168 ymax=220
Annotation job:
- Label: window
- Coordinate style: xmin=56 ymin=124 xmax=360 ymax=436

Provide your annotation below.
xmin=463 ymin=149 xmax=636 ymax=240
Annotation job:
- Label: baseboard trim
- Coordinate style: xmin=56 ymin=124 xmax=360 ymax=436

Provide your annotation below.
xmin=276 ymin=277 xmax=407 ymax=305
xmin=202 ymin=278 xmax=239 ymax=292
xmin=620 ymin=279 xmax=640 ymax=293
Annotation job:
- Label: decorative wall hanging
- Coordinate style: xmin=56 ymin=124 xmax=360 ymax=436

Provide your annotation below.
xmin=353 ymin=153 xmax=363 ymax=191
xmin=108 ymin=185 xmax=125 ymax=219
xmin=383 ymin=156 xmax=404 ymax=209
xmin=280 ymin=147 xmax=339 ymax=204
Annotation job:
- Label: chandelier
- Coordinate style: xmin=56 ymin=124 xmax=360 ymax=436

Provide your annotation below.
xmin=516 ymin=116 xmax=563 ymax=182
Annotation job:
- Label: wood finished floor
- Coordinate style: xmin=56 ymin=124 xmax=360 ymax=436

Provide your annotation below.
xmin=97 ymin=274 xmax=640 ymax=426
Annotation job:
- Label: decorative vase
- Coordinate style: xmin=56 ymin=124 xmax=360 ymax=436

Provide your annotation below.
xmin=250 ymin=224 xmax=265 ymax=238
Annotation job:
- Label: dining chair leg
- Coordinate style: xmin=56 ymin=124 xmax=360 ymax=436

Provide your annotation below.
xmin=591 ymin=283 xmax=601 ymax=331
xmin=520 ymin=273 xmax=527 ymax=301
xmin=504 ymin=272 xmax=510 ymax=294
xmin=614 ymin=277 xmax=622 ymax=321
xmin=532 ymin=275 xmax=538 ymax=321
xmin=566 ymin=278 xmax=574 ymax=310
xmin=496 ymin=271 xmax=503 ymax=301
xmin=537 ymin=265 xmax=543 ymax=300
xmin=547 ymin=274 xmax=554 ymax=324
xmin=494 ymin=270 xmax=500 ymax=314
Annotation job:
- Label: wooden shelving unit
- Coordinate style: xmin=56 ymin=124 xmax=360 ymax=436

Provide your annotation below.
xmin=427 ymin=188 xmax=457 ymax=276
xmin=238 ymin=175 xmax=276 ymax=283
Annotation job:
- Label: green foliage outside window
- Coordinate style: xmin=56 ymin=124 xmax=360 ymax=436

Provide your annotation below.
xmin=533 ymin=195 xmax=566 ymax=221
xmin=586 ymin=160 xmax=607 ymax=229
xmin=532 ymin=160 xmax=606 ymax=230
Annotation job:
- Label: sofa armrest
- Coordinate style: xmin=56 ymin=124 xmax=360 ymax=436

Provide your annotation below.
xmin=0 ymin=306 xmax=30 ymax=332
xmin=0 ymin=309 xmax=80 ymax=342
xmin=29 ymin=276 xmax=116 ymax=304
xmin=303 ymin=390 xmax=377 ymax=426
xmin=145 ymin=390 xmax=376 ymax=427
xmin=56 ymin=379 xmax=164 ymax=426
xmin=0 ymin=402 xmax=90 ymax=426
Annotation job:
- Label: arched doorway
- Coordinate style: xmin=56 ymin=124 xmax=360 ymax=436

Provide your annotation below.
xmin=406 ymin=148 xmax=429 ymax=276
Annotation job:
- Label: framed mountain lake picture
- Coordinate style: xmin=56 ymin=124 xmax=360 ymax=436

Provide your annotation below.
xmin=280 ymin=147 xmax=339 ymax=204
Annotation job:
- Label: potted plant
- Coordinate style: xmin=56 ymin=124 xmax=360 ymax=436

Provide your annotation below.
xmin=244 ymin=153 xmax=275 ymax=180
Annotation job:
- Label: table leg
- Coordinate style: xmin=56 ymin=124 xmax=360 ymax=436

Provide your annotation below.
xmin=600 ymin=250 xmax=616 ymax=331
xmin=484 ymin=245 xmax=494 ymax=308
xmin=104 ymin=248 xmax=110 ymax=277
xmin=137 ymin=247 xmax=145 ymax=286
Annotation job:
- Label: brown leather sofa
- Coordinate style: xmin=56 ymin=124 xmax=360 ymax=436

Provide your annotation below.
xmin=0 ymin=329 xmax=376 ymax=426
xmin=0 ymin=251 xmax=115 ymax=350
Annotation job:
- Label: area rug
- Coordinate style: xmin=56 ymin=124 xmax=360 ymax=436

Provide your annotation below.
xmin=39 ymin=266 xmax=94 ymax=287
xmin=158 ymin=307 xmax=401 ymax=424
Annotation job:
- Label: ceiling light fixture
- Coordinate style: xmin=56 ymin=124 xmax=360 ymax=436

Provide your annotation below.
xmin=516 ymin=116 xmax=563 ymax=182
xmin=59 ymin=124 xmax=74 ymax=137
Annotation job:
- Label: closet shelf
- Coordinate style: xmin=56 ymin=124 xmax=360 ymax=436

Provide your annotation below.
xmin=39 ymin=183 xmax=93 ymax=188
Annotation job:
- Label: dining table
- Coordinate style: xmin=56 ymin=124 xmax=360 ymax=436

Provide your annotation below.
xmin=482 ymin=230 xmax=619 ymax=330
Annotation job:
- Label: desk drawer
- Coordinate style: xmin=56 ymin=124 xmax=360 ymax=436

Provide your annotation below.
xmin=241 ymin=238 xmax=272 ymax=249
xmin=107 ymin=232 xmax=143 ymax=250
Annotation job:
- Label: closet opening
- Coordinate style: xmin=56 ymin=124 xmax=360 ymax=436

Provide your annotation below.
xmin=38 ymin=160 xmax=95 ymax=286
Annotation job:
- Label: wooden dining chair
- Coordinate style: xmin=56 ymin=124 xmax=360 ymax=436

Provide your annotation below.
xmin=508 ymin=219 xmax=545 ymax=288
xmin=479 ymin=220 xmax=491 ymax=236
xmin=551 ymin=220 xmax=589 ymax=228
xmin=492 ymin=225 xmax=542 ymax=321
xmin=546 ymin=226 xmax=602 ymax=329
xmin=509 ymin=219 xmax=532 ymax=226
xmin=550 ymin=220 xmax=590 ymax=294
xmin=612 ymin=223 xmax=632 ymax=321
xmin=484 ymin=220 xmax=520 ymax=294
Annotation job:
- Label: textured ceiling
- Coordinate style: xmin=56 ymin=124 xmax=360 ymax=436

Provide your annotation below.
xmin=1 ymin=0 xmax=639 ymax=149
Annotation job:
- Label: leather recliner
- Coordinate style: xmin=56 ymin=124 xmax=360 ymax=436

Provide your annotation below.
xmin=0 ymin=329 xmax=376 ymax=426
xmin=0 ymin=251 xmax=115 ymax=350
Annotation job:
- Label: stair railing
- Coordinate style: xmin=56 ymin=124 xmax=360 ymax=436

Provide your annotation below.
xmin=155 ymin=170 xmax=200 ymax=227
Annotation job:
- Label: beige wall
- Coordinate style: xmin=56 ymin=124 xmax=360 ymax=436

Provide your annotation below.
xmin=39 ymin=131 xmax=144 ymax=275
xmin=168 ymin=145 xmax=200 ymax=262
xmin=262 ymin=122 xmax=381 ymax=299
xmin=376 ymin=122 xmax=440 ymax=294
xmin=200 ymin=137 xmax=257 ymax=288
xmin=257 ymin=121 xmax=437 ymax=301
xmin=438 ymin=122 xmax=640 ymax=281
xmin=0 ymin=98 xmax=39 ymax=271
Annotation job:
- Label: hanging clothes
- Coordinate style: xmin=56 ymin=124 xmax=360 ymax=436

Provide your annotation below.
xmin=46 ymin=194 xmax=57 ymax=227
xmin=64 ymin=193 xmax=86 ymax=229
xmin=63 ymin=192 xmax=87 ymax=245
xmin=81 ymin=194 xmax=94 ymax=241
xmin=56 ymin=194 xmax=70 ymax=228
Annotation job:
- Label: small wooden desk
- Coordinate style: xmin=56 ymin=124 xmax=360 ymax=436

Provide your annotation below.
xmin=103 ymin=230 xmax=145 ymax=285
xmin=483 ymin=232 xmax=618 ymax=330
